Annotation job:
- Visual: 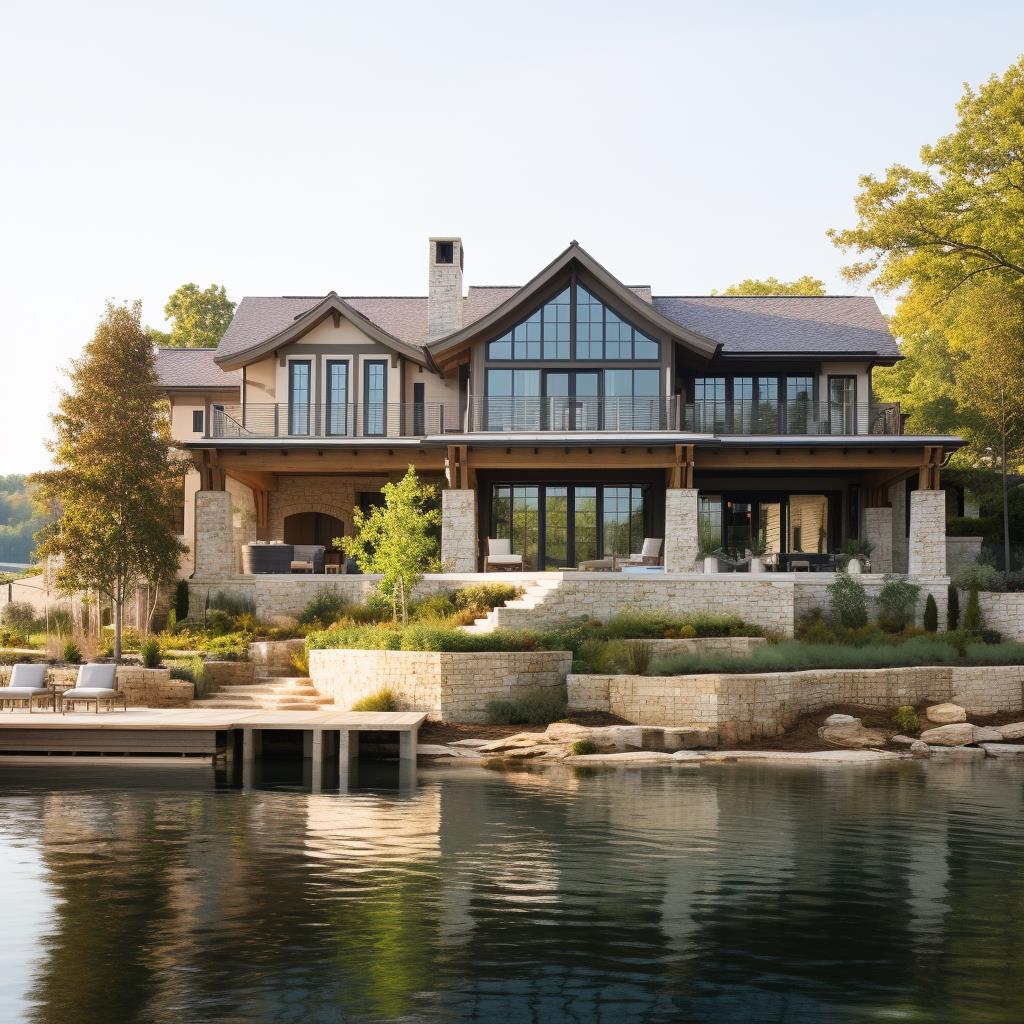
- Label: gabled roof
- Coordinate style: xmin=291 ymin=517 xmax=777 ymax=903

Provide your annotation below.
xmin=214 ymin=292 xmax=429 ymax=370
xmin=155 ymin=347 xmax=241 ymax=390
xmin=425 ymin=242 xmax=721 ymax=363
xmin=652 ymin=295 xmax=899 ymax=358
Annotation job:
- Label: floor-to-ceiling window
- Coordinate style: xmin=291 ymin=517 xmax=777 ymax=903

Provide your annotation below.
xmin=288 ymin=360 xmax=311 ymax=435
xmin=363 ymin=360 xmax=387 ymax=436
xmin=325 ymin=360 xmax=349 ymax=436
xmin=490 ymin=484 xmax=646 ymax=569
xmin=785 ymin=376 xmax=816 ymax=434
xmin=828 ymin=376 xmax=857 ymax=434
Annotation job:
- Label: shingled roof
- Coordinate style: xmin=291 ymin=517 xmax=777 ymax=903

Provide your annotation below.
xmin=155 ymin=347 xmax=241 ymax=390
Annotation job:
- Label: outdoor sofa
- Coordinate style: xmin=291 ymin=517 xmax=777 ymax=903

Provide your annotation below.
xmin=0 ymin=663 xmax=51 ymax=712
xmin=61 ymin=663 xmax=126 ymax=713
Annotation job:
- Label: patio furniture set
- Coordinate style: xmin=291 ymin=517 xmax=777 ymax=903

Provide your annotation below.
xmin=0 ymin=663 xmax=127 ymax=713
xmin=483 ymin=537 xmax=666 ymax=573
xmin=242 ymin=543 xmax=349 ymax=574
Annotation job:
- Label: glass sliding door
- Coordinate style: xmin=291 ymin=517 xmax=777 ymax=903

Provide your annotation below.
xmin=544 ymin=371 xmax=598 ymax=431
xmin=544 ymin=487 xmax=568 ymax=567
xmin=485 ymin=368 xmax=541 ymax=431
xmin=828 ymin=376 xmax=856 ymax=434
xmin=602 ymin=486 xmax=644 ymax=557
xmin=573 ymin=487 xmax=598 ymax=565
xmin=325 ymin=360 xmax=349 ymax=436
xmin=288 ymin=360 xmax=312 ymax=435
xmin=363 ymin=360 xmax=387 ymax=436
xmin=785 ymin=376 xmax=816 ymax=434
xmin=693 ymin=377 xmax=726 ymax=432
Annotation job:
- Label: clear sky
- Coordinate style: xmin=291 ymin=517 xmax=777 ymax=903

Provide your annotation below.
xmin=2 ymin=1 xmax=1023 ymax=474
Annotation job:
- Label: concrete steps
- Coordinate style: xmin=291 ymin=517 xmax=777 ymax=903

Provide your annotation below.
xmin=197 ymin=671 xmax=333 ymax=711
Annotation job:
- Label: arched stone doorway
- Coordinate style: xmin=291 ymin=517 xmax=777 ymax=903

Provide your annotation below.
xmin=283 ymin=511 xmax=345 ymax=547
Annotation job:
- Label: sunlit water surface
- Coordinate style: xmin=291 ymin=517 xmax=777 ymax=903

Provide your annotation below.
xmin=1 ymin=758 xmax=1023 ymax=1024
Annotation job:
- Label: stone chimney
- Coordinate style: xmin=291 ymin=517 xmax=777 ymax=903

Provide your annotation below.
xmin=427 ymin=237 xmax=464 ymax=341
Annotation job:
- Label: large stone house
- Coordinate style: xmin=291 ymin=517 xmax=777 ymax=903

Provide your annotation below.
xmin=158 ymin=237 xmax=959 ymax=604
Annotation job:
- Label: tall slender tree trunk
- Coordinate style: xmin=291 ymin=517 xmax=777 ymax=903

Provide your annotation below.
xmin=113 ymin=579 xmax=123 ymax=662
xmin=1003 ymin=434 xmax=1012 ymax=571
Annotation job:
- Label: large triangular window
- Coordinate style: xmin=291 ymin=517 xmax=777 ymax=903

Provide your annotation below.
xmin=487 ymin=282 xmax=659 ymax=361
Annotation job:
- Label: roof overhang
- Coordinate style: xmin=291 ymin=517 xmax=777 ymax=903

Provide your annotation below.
xmin=425 ymin=242 xmax=721 ymax=372
xmin=215 ymin=292 xmax=429 ymax=371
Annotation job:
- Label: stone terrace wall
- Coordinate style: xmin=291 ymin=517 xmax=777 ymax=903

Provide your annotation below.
xmin=204 ymin=661 xmax=256 ymax=687
xmin=309 ymin=649 xmax=572 ymax=723
xmin=792 ymin=575 xmax=949 ymax=630
xmin=249 ymin=639 xmax=308 ymax=675
xmin=979 ymin=592 xmax=1024 ymax=642
xmin=0 ymin=666 xmax=192 ymax=707
xmin=567 ymin=665 xmax=1024 ymax=742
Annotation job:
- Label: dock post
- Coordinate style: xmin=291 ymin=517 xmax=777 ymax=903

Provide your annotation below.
xmin=311 ymin=728 xmax=323 ymax=794
xmin=337 ymin=729 xmax=358 ymax=791
xmin=399 ymin=726 xmax=417 ymax=763
xmin=241 ymin=727 xmax=255 ymax=790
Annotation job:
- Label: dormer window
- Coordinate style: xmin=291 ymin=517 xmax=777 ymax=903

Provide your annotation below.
xmin=435 ymin=241 xmax=454 ymax=265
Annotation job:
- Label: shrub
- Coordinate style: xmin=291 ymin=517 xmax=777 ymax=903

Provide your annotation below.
xmin=1003 ymin=571 xmax=1024 ymax=593
xmin=173 ymin=579 xmax=190 ymax=622
xmin=351 ymin=687 xmax=400 ymax=712
xmin=953 ymin=564 xmax=1004 ymax=593
xmin=62 ymin=641 xmax=82 ymax=664
xmin=169 ymin=655 xmax=206 ymax=697
xmin=297 ymin=588 xmax=349 ymax=628
xmin=893 ymin=705 xmax=920 ymax=735
xmin=923 ymin=594 xmax=938 ymax=632
xmin=204 ymin=609 xmax=235 ymax=636
xmin=410 ymin=593 xmax=459 ymax=622
xmin=979 ymin=628 xmax=1003 ymax=645
xmin=0 ymin=602 xmax=37 ymax=634
xmin=453 ymin=583 xmax=521 ymax=616
xmin=877 ymin=576 xmax=921 ymax=632
xmin=290 ymin=647 xmax=310 ymax=676
xmin=140 ymin=638 xmax=162 ymax=668
xmin=963 ymin=588 xmax=983 ymax=634
xmin=207 ymin=591 xmax=257 ymax=619
xmin=947 ymin=584 xmax=960 ymax=630
xmin=486 ymin=687 xmax=568 ymax=725
xmin=197 ymin=631 xmax=252 ymax=659
xmin=624 ymin=640 xmax=653 ymax=675
xmin=569 ymin=739 xmax=598 ymax=756
xmin=48 ymin=609 xmax=72 ymax=636
xmin=827 ymin=574 xmax=868 ymax=629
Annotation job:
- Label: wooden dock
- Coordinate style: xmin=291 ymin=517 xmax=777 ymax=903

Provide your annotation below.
xmin=0 ymin=709 xmax=425 ymax=790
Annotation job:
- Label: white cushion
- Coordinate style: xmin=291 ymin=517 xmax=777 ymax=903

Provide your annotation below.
xmin=641 ymin=538 xmax=662 ymax=558
xmin=488 ymin=538 xmax=511 ymax=556
xmin=1 ymin=688 xmax=49 ymax=699
xmin=71 ymin=664 xmax=117 ymax=690
xmin=487 ymin=555 xmax=522 ymax=565
xmin=62 ymin=688 xmax=118 ymax=698
xmin=10 ymin=664 xmax=46 ymax=688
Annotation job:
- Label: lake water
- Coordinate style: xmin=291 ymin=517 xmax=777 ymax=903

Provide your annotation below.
xmin=1 ymin=758 xmax=1022 ymax=1024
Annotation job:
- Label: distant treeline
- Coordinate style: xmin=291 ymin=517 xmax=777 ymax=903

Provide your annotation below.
xmin=0 ymin=474 xmax=48 ymax=564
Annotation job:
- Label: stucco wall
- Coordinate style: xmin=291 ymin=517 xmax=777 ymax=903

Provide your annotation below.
xmin=567 ymin=664 xmax=1024 ymax=741
xmin=309 ymin=648 xmax=572 ymax=723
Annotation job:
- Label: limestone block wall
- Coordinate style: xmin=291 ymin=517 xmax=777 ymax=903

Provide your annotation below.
xmin=946 ymin=537 xmax=983 ymax=576
xmin=908 ymin=490 xmax=947 ymax=576
xmin=889 ymin=481 xmax=909 ymax=573
xmin=204 ymin=661 xmax=257 ymax=687
xmin=194 ymin=491 xmax=236 ymax=580
xmin=862 ymin=507 xmax=893 ymax=573
xmin=978 ymin=592 xmax=1024 ymax=642
xmin=624 ymin=637 xmax=767 ymax=658
xmin=248 ymin=639 xmax=308 ymax=675
xmin=792 ymin=575 xmax=948 ymax=631
xmin=441 ymin=489 xmax=477 ymax=572
xmin=664 ymin=488 xmax=698 ymax=571
xmin=266 ymin=474 xmax=395 ymax=543
xmin=0 ymin=666 xmax=192 ymax=707
xmin=309 ymin=648 xmax=572 ymax=723
xmin=567 ymin=664 xmax=1024 ymax=741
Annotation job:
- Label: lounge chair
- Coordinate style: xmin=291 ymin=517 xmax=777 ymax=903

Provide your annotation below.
xmin=579 ymin=557 xmax=617 ymax=571
xmin=618 ymin=538 xmax=663 ymax=568
xmin=484 ymin=538 xmax=523 ymax=572
xmin=0 ymin=664 xmax=51 ymax=712
xmin=61 ymin=663 xmax=126 ymax=713
xmin=290 ymin=544 xmax=325 ymax=573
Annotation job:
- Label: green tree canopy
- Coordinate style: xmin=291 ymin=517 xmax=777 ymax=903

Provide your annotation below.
xmin=713 ymin=275 xmax=826 ymax=296
xmin=31 ymin=302 xmax=188 ymax=658
xmin=341 ymin=467 xmax=441 ymax=623
xmin=147 ymin=282 xmax=235 ymax=348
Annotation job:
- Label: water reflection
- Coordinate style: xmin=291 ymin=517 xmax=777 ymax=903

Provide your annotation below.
xmin=0 ymin=760 xmax=1022 ymax=1023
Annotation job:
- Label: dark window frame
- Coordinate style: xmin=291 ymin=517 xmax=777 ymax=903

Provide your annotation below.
xmin=288 ymin=359 xmax=312 ymax=436
xmin=192 ymin=409 xmax=204 ymax=433
xmin=363 ymin=359 xmax=388 ymax=437
xmin=826 ymin=373 xmax=858 ymax=434
xmin=325 ymin=358 xmax=350 ymax=437
xmin=435 ymin=240 xmax=454 ymax=265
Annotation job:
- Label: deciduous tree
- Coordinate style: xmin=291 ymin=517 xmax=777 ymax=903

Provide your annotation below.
xmin=147 ymin=282 xmax=235 ymax=348
xmin=713 ymin=275 xmax=826 ymax=296
xmin=31 ymin=303 xmax=188 ymax=659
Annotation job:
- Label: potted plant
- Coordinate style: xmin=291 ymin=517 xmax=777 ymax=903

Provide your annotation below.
xmin=697 ymin=519 xmax=722 ymax=573
xmin=837 ymin=538 xmax=873 ymax=574
xmin=748 ymin=530 xmax=769 ymax=573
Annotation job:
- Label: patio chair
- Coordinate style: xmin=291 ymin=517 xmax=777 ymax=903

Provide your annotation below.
xmin=484 ymin=538 xmax=523 ymax=572
xmin=290 ymin=544 xmax=325 ymax=573
xmin=618 ymin=538 xmax=663 ymax=568
xmin=61 ymin=663 xmax=126 ymax=713
xmin=0 ymin=664 xmax=51 ymax=712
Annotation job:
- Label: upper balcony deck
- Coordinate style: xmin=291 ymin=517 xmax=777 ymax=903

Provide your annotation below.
xmin=207 ymin=398 xmax=903 ymax=441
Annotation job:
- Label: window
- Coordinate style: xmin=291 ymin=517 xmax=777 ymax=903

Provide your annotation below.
xmin=698 ymin=495 xmax=723 ymax=549
xmin=288 ymin=360 xmax=311 ymax=435
xmin=828 ymin=376 xmax=857 ymax=434
xmin=485 ymin=368 xmax=541 ymax=430
xmin=788 ymin=494 xmax=829 ymax=553
xmin=602 ymin=486 xmax=644 ymax=557
xmin=486 ymin=282 xmax=659 ymax=362
xmin=435 ymin=240 xmax=454 ymax=265
xmin=605 ymin=369 xmax=661 ymax=429
xmin=325 ymin=360 xmax=349 ymax=436
xmin=786 ymin=375 xmax=816 ymax=434
xmin=693 ymin=377 xmax=726 ymax=432
xmin=413 ymin=382 xmax=425 ymax=436
xmin=363 ymin=360 xmax=387 ymax=436
xmin=192 ymin=409 xmax=204 ymax=433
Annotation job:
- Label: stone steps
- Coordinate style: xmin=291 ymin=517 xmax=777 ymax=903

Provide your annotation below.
xmin=197 ymin=666 xmax=333 ymax=711
xmin=465 ymin=578 xmax=564 ymax=634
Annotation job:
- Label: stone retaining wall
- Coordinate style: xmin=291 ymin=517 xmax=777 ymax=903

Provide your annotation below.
xmin=624 ymin=637 xmax=767 ymax=658
xmin=204 ymin=661 xmax=256 ymax=687
xmin=979 ymin=592 xmax=1024 ymax=642
xmin=946 ymin=537 xmax=983 ymax=576
xmin=0 ymin=665 xmax=193 ymax=707
xmin=791 ymin=575 xmax=949 ymax=631
xmin=309 ymin=648 xmax=572 ymax=723
xmin=248 ymin=639 xmax=307 ymax=675
xmin=567 ymin=665 xmax=1024 ymax=742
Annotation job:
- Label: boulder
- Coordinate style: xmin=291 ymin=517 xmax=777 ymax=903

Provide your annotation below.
xmin=663 ymin=728 xmax=719 ymax=751
xmin=997 ymin=722 xmax=1024 ymax=740
xmin=890 ymin=734 xmax=917 ymax=747
xmin=477 ymin=732 xmax=547 ymax=753
xmin=818 ymin=722 xmax=888 ymax=749
xmin=927 ymin=745 xmax=986 ymax=761
xmin=565 ymin=751 xmax=675 ymax=765
xmin=926 ymin=703 xmax=967 ymax=725
xmin=910 ymin=740 xmax=931 ymax=758
xmin=981 ymin=743 xmax=1024 ymax=758
xmin=416 ymin=744 xmax=462 ymax=758
xmin=920 ymin=723 xmax=975 ymax=747
xmin=448 ymin=738 xmax=491 ymax=748
xmin=543 ymin=723 xmax=641 ymax=752
xmin=823 ymin=714 xmax=860 ymax=728
xmin=972 ymin=726 xmax=1004 ymax=744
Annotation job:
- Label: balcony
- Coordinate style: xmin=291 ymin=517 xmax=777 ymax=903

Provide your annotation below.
xmin=206 ymin=399 xmax=903 ymax=440
xmin=209 ymin=403 xmax=450 ymax=439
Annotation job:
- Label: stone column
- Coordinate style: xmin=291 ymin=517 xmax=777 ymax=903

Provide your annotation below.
xmin=441 ymin=489 xmax=478 ymax=572
xmin=862 ymin=507 xmax=893 ymax=573
xmin=664 ymin=488 xmax=699 ymax=572
xmin=908 ymin=490 xmax=947 ymax=577
xmin=193 ymin=490 xmax=236 ymax=579
xmin=888 ymin=481 xmax=909 ymax=573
